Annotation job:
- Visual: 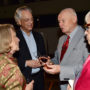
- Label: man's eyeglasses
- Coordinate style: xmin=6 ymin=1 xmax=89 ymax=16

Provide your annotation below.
xmin=84 ymin=24 xmax=90 ymax=30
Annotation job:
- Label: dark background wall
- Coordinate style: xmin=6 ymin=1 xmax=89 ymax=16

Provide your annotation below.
xmin=0 ymin=0 xmax=89 ymax=56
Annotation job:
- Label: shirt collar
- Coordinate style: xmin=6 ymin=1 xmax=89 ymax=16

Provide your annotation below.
xmin=69 ymin=25 xmax=79 ymax=41
xmin=21 ymin=28 xmax=32 ymax=37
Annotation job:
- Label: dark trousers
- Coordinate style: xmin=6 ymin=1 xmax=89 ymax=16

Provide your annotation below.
xmin=31 ymin=70 xmax=44 ymax=90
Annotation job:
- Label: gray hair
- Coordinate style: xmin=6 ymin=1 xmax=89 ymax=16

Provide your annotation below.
xmin=14 ymin=6 xmax=32 ymax=25
xmin=85 ymin=11 xmax=90 ymax=23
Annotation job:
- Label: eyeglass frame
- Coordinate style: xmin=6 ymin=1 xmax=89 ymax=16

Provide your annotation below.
xmin=84 ymin=24 xmax=90 ymax=30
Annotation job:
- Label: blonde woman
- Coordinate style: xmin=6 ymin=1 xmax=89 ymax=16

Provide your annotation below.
xmin=0 ymin=24 xmax=34 ymax=90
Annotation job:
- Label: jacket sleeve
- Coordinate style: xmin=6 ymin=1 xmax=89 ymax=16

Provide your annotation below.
xmin=0 ymin=59 xmax=25 ymax=90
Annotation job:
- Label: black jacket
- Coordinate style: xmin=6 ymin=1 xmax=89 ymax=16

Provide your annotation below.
xmin=14 ymin=29 xmax=46 ymax=83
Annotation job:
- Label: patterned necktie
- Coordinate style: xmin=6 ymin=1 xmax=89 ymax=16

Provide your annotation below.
xmin=60 ymin=35 xmax=70 ymax=62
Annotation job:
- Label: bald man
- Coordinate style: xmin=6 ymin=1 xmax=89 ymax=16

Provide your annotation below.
xmin=43 ymin=8 xmax=89 ymax=90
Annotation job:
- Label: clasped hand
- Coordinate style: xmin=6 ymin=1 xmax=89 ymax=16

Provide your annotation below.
xmin=39 ymin=56 xmax=60 ymax=75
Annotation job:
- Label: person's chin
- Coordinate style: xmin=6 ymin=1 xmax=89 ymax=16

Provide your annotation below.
xmin=88 ymin=41 xmax=90 ymax=45
xmin=62 ymin=29 xmax=66 ymax=33
xmin=15 ymin=48 xmax=19 ymax=52
xmin=29 ymin=28 xmax=32 ymax=31
xmin=16 ymin=48 xmax=19 ymax=51
xmin=29 ymin=27 xmax=33 ymax=30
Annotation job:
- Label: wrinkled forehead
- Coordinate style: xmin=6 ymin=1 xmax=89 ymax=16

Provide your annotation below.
xmin=20 ymin=10 xmax=33 ymax=18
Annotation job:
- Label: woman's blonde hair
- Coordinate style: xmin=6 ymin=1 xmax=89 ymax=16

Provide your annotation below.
xmin=0 ymin=24 xmax=15 ymax=53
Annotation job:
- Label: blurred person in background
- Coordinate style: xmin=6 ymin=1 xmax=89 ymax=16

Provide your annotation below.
xmin=74 ymin=11 xmax=90 ymax=90
xmin=67 ymin=11 xmax=90 ymax=90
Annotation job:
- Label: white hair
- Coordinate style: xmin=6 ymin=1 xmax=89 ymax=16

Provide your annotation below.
xmin=59 ymin=8 xmax=77 ymax=17
xmin=85 ymin=11 xmax=90 ymax=23
xmin=14 ymin=6 xmax=32 ymax=25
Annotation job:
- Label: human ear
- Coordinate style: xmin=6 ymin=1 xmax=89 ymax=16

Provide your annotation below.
xmin=17 ymin=19 xmax=21 ymax=26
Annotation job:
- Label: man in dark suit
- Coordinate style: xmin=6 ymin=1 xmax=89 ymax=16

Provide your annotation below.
xmin=14 ymin=6 xmax=46 ymax=90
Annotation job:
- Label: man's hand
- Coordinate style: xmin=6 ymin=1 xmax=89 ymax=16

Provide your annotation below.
xmin=43 ymin=65 xmax=60 ymax=74
xmin=39 ymin=56 xmax=53 ymax=66
xmin=26 ymin=60 xmax=42 ymax=68
xmin=25 ymin=80 xmax=34 ymax=90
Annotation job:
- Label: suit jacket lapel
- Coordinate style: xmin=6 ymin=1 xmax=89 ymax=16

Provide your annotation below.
xmin=18 ymin=29 xmax=32 ymax=59
xmin=83 ymin=55 xmax=90 ymax=68
xmin=57 ymin=35 xmax=67 ymax=59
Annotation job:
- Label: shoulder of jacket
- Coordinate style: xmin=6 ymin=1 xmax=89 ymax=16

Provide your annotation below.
xmin=58 ymin=34 xmax=66 ymax=40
